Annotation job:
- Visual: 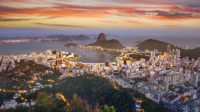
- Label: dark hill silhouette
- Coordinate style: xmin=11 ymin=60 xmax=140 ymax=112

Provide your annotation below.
xmin=136 ymin=39 xmax=181 ymax=52
xmin=64 ymin=42 xmax=78 ymax=47
xmin=89 ymin=39 xmax=124 ymax=49
xmin=181 ymin=47 xmax=200 ymax=59
xmin=97 ymin=33 xmax=106 ymax=42
xmin=43 ymin=75 xmax=169 ymax=112
xmin=136 ymin=39 xmax=200 ymax=59
xmin=88 ymin=33 xmax=124 ymax=49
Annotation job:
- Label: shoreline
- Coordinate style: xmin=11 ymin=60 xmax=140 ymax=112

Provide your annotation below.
xmin=66 ymin=45 xmax=127 ymax=53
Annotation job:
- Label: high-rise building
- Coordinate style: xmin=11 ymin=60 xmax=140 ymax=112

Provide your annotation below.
xmin=150 ymin=49 xmax=156 ymax=60
xmin=56 ymin=52 xmax=60 ymax=59
xmin=167 ymin=45 xmax=171 ymax=54
xmin=172 ymin=49 xmax=175 ymax=56
xmin=185 ymin=44 xmax=189 ymax=50
xmin=175 ymin=49 xmax=181 ymax=58
xmin=56 ymin=59 xmax=63 ymax=66
xmin=191 ymin=72 xmax=198 ymax=87
xmin=197 ymin=72 xmax=200 ymax=91
xmin=123 ymin=59 xmax=127 ymax=65
xmin=105 ymin=61 xmax=110 ymax=67
xmin=164 ymin=82 xmax=169 ymax=91
xmin=59 ymin=51 xmax=63 ymax=59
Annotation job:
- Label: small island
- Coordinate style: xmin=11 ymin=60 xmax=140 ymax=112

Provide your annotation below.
xmin=64 ymin=43 xmax=78 ymax=47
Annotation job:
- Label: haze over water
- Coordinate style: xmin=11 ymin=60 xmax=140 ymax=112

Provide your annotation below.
xmin=0 ymin=0 xmax=199 ymax=61
xmin=0 ymin=40 xmax=118 ymax=63
xmin=0 ymin=35 xmax=199 ymax=63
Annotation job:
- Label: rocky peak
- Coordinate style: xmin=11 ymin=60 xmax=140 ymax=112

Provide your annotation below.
xmin=97 ymin=33 xmax=106 ymax=42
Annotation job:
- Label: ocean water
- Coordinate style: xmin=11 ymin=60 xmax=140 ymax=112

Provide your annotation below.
xmin=0 ymin=40 xmax=118 ymax=63
xmin=106 ymin=36 xmax=200 ymax=49
xmin=0 ymin=36 xmax=199 ymax=63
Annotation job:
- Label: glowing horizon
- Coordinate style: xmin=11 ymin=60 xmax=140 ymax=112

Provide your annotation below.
xmin=0 ymin=0 xmax=199 ymax=30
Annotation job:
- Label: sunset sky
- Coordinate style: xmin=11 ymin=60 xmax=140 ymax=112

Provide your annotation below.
xmin=0 ymin=0 xmax=200 ymax=37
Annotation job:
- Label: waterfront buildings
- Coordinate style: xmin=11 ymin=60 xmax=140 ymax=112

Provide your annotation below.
xmin=0 ymin=48 xmax=200 ymax=111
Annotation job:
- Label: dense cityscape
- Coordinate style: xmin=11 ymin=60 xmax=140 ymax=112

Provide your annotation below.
xmin=1 ymin=0 xmax=200 ymax=111
xmin=0 ymin=41 xmax=200 ymax=112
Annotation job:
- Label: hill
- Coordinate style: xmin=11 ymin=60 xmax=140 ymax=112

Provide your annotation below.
xmin=0 ymin=75 xmax=170 ymax=112
xmin=181 ymin=47 xmax=200 ymax=59
xmin=0 ymin=60 xmax=59 ymax=89
xmin=64 ymin=43 xmax=78 ymax=47
xmin=136 ymin=39 xmax=181 ymax=52
xmin=136 ymin=39 xmax=200 ymax=59
xmin=89 ymin=39 xmax=125 ymax=49
xmin=88 ymin=33 xmax=125 ymax=49
xmin=97 ymin=33 xmax=106 ymax=42
xmin=41 ymin=75 xmax=169 ymax=112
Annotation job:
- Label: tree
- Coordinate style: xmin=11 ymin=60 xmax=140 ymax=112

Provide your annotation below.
xmin=104 ymin=105 xmax=116 ymax=112
xmin=65 ymin=93 xmax=102 ymax=112
xmin=36 ymin=92 xmax=56 ymax=111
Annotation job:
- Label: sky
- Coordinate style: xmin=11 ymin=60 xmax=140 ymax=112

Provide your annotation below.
xmin=0 ymin=0 xmax=200 ymax=37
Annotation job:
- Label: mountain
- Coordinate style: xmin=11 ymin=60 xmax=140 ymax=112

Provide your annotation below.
xmin=136 ymin=39 xmax=200 ymax=59
xmin=42 ymin=75 xmax=169 ymax=112
xmin=181 ymin=47 xmax=200 ymax=59
xmin=46 ymin=34 xmax=90 ymax=41
xmin=1 ymin=75 xmax=170 ymax=112
xmin=0 ymin=35 xmax=91 ymax=44
xmin=136 ymin=39 xmax=181 ymax=52
xmin=0 ymin=60 xmax=58 ymax=89
xmin=89 ymin=39 xmax=125 ymax=49
xmin=97 ymin=33 xmax=106 ymax=42
xmin=88 ymin=33 xmax=125 ymax=49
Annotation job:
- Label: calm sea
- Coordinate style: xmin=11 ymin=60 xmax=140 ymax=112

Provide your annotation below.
xmin=0 ymin=36 xmax=199 ymax=63
xmin=0 ymin=39 xmax=119 ymax=63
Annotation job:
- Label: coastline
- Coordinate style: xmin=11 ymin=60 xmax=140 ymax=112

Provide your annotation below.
xmin=66 ymin=44 xmax=125 ymax=53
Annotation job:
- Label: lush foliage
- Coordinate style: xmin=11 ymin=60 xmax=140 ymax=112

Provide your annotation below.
xmin=1 ymin=75 xmax=170 ymax=112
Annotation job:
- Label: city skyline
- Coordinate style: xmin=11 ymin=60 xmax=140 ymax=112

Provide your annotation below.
xmin=0 ymin=1 xmax=200 ymax=111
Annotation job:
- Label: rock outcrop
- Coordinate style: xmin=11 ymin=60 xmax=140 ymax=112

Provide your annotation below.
xmin=88 ymin=33 xmax=124 ymax=49
xmin=97 ymin=33 xmax=106 ymax=42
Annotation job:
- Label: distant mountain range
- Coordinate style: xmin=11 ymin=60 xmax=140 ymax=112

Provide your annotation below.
xmin=136 ymin=39 xmax=200 ymax=59
xmin=46 ymin=34 xmax=90 ymax=41
xmin=88 ymin=33 xmax=125 ymax=49
xmin=0 ymin=34 xmax=91 ymax=44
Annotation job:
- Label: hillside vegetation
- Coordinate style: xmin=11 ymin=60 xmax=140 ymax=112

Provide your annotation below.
xmin=136 ymin=39 xmax=200 ymax=59
xmin=41 ymin=75 xmax=170 ymax=112
xmin=1 ymin=75 xmax=170 ymax=112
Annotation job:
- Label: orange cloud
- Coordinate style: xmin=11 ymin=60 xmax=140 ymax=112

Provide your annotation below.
xmin=1 ymin=2 xmax=199 ymax=20
xmin=0 ymin=0 xmax=200 ymax=29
